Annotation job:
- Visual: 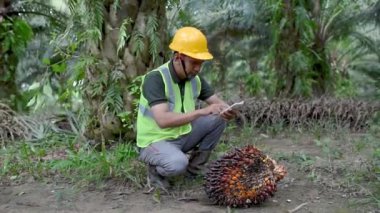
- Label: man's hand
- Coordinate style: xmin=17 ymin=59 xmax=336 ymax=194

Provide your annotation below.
xmin=200 ymin=103 xmax=226 ymax=115
xmin=204 ymin=95 xmax=237 ymax=121
xmin=219 ymin=108 xmax=237 ymax=121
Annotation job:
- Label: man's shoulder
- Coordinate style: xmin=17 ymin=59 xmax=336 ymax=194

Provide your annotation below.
xmin=142 ymin=69 xmax=167 ymax=106
xmin=144 ymin=61 xmax=170 ymax=80
xmin=198 ymin=75 xmax=210 ymax=86
xmin=144 ymin=70 xmax=163 ymax=83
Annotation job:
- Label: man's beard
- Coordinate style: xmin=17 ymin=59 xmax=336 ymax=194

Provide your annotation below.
xmin=186 ymin=74 xmax=196 ymax=80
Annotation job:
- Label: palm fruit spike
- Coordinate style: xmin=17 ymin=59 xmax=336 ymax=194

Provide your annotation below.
xmin=203 ymin=145 xmax=287 ymax=208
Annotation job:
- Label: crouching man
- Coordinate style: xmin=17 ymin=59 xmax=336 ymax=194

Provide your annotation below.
xmin=136 ymin=27 xmax=236 ymax=191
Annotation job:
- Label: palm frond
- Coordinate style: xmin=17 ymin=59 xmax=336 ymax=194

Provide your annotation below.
xmin=8 ymin=1 xmax=68 ymax=30
xmin=112 ymin=0 xmax=121 ymax=11
xmin=147 ymin=14 xmax=160 ymax=65
xmin=110 ymin=70 xmax=126 ymax=82
xmin=83 ymin=0 xmax=104 ymax=30
xmin=101 ymin=85 xmax=124 ymax=114
xmin=131 ymin=31 xmax=145 ymax=57
xmin=68 ymin=0 xmax=79 ymax=14
xmin=117 ymin=18 xmax=132 ymax=55
xmin=359 ymin=0 xmax=380 ymax=26
xmin=351 ymin=32 xmax=380 ymax=59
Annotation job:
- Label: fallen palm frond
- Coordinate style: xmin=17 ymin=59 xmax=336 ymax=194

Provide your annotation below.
xmin=0 ymin=102 xmax=82 ymax=145
xmin=238 ymin=97 xmax=380 ymax=130
xmin=0 ymin=103 xmax=33 ymax=144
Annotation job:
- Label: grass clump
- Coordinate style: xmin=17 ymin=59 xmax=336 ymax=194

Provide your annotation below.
xmin=0 ymin=132 xmax=145 ymax=188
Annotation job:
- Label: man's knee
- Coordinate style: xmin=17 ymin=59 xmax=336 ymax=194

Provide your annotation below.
xmin=158 ymin=155 xmax=189 ymax=176
xmin=196 ymin=116 xmax=226 ymax=151
xmin=213 ymin=115 xmax=226 ymax=128
xmin=208 ymin=116 xmax=227 ymax=136
xmin=204 ymin=115 xmax=226 ymax=130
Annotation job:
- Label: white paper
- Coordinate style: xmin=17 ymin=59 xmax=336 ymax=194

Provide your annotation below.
xmin=221 ymin=101 xmax=244 ymax=113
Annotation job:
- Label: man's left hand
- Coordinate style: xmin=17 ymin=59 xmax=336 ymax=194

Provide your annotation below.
xmin=220 ymin=109 xmax=237 ymax=121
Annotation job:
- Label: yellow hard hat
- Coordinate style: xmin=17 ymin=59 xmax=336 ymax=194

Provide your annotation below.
xmin=169 ymin=27 xmax=213 ymax=60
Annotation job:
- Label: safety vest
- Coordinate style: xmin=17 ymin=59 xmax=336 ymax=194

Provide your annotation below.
xmin=136 ymin=61 xmax=201 ymax=148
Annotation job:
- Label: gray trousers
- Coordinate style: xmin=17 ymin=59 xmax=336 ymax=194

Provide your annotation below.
xmin=138 ymin=115 xmax=226 ymax=177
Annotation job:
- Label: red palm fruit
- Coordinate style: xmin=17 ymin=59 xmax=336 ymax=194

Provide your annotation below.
xmin=204 ymin=145 xmax=287 ymax=208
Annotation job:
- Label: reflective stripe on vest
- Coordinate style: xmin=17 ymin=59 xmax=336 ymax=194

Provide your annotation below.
xmin=139 ymin=66 xmax=198 ymax=118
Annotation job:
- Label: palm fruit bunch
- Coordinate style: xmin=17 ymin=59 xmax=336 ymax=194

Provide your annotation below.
xmin=204 ymin=145 xmax=287 ymax=207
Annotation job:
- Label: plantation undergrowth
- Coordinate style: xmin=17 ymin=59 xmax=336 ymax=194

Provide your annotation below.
xmin=0 ymin=119 xmax=379 ymax=212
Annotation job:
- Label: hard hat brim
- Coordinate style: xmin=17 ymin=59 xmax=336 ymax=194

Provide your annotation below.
xmin=181 ymin=51 xmax=214 ymax=60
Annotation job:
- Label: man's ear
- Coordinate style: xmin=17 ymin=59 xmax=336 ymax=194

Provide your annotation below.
xmin=173 ymin=52 xmax=182 ymax=62
xmin=173 ymin=55 xmax=179 ymax=63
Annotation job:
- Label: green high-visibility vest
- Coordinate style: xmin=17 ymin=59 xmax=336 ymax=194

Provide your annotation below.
xmin=136 ymin=61 xmax=201 ymax=148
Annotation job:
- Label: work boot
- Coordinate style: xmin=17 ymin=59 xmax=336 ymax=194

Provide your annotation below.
xmin=186 ymin=150 xmax=212 ymax=178
xmin=147 ymin=165 xmax=170 ymax=193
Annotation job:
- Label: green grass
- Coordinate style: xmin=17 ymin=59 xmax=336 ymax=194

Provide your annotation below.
xmin=50 ymin=142 xmax=144 ymax=186
xmin=0 ymin=133 xmax=145 ymax=187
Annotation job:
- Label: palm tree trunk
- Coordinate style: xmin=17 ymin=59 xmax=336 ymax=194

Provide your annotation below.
xmin=83 ymin=0 xmax=168 ymax=143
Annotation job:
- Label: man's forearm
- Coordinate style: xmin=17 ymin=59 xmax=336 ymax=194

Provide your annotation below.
xmin=153 ymin=108 xmax=207 ymax=128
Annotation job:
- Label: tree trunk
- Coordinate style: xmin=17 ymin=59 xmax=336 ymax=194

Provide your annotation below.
xmin=273 ymin=0 xmax=299 ymax=97
xmin=83 ymin=0 xmax=168 ymax=143
xmin=311 ymin=0 xmax=332 ymax=96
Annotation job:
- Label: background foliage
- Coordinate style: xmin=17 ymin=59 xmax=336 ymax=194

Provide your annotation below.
xmin=1 ymin=0 xmax=379 ymax=117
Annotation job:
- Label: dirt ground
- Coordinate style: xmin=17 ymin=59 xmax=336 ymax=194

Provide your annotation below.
xmin=0 ymin=136 xmax=378 ymax=213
